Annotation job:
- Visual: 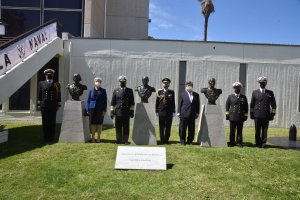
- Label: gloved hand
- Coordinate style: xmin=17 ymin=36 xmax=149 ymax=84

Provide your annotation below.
xmin=250 ymin=112 xmax=254 ymax=119
xmin=130 ymin=110 xmax=134 ymax=118
xmin=269 ymin=113 xmax=275 ymax=121
xmin=177 ymin=113 xmax=181 ymax=118
xmin=225 ymin=114 xmax=229 ymax=120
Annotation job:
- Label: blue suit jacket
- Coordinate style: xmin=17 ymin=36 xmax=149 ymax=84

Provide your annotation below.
xmin=177 ymin=91 xmax=200 ymax=118
xmin=86 ymin=87 xmax=107 ymax=112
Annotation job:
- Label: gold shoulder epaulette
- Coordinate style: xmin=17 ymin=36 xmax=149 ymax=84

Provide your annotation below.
xmin=157 ymin=89 xmax=163 ymax=96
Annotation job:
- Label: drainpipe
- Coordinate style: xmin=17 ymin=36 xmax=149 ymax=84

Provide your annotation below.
xmin=103 ymin=0 xmax=107 ymax=38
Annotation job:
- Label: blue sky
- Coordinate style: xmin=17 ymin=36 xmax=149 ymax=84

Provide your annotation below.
xmin=149 ymin=0 xmax=300 ymax=45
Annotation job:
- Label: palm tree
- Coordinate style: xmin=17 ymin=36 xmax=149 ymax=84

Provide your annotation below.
xmin=198 ymin=0 xmax=215 ymax=41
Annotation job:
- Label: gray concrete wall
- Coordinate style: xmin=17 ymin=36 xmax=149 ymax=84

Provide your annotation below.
xmin=67 ymin=38 xmax=300 ymax=128
xmin=106 ymin=0 xmax=149 ymax=39
xmin=84 ymin=0 xmax=105 ymax=37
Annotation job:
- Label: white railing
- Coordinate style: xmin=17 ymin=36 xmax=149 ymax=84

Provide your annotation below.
xmin=0 ymin=21 xmax=59 ymax=77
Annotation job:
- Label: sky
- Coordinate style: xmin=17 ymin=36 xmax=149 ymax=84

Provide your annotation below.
xmin=149 ymin=0 xmax=300 ymax=45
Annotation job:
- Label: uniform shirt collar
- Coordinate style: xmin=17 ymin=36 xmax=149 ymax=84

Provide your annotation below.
xmin=260 ymin=88 xmax=266 ymax=93
xmin=47 ymin=79 xmax=53 ymax=84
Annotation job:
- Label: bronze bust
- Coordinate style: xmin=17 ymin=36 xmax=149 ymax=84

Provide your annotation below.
xmin=66 ymin=74 xmax=87 ymax=101
xmin=201 ymin=78 xmax=222 ymax=105
xmin=135 ymin=76 xmax=156 ymax=103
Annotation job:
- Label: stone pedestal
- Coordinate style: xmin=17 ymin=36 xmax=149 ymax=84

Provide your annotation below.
xmin=197 ymin=104 xmax=227 ymax=147
xmin=0 ymin=130 xmax=8 ymax=144
xmin=59 ymin=100 xmax=90 ymax=143
xmin=131 ymin=103 xmax=157 ymax=145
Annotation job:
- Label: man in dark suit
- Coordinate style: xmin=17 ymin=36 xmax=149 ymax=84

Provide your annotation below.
xmin=156 ymin=78 xmax=175 ymax=144
xmin=177 ymin=81 xmax=200 ymax=145
xmin=38 ymin=69 xmax=61 ymax=142
xmin=111 ymin=75 xmax=135 ymax=144
xmin=225 ymin=82 xmax=248 ymax=147
xmin=250 ymin=76 xmax=276 ymax=148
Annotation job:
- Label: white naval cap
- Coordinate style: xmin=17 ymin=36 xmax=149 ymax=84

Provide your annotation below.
xmin=232 ymin=82 xmax=243 ymax=88
xmin=257 ymin=76 xmax=268 ymax=83
xmin=44 ymin=69 xmax=55 ymax=75
xmin=118 ymin=75 xmax=127 ymax=82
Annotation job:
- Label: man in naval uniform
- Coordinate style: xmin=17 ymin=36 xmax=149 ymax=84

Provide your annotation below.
xmin=155 ymin=78 xmax=175 ymax=144
xmin=38 ymin=69 xmax=61 ymax=142
xmin=250 ymin=76 xmax=276 ymax=148
xmin=110 ymin=75 xmax=135 ymax=144
xmin=225 ymin=82 xmax=248 ymax=147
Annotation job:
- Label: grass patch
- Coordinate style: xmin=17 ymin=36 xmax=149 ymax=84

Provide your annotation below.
xmin=0 ymin=123 xmax=299 ymax=200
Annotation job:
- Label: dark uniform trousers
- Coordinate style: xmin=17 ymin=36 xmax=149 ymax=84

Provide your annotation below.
xmin=156 ymin=89 xmax=175 ymax=144
xmin=229 ymin=121 xmax=243 ymax=145
xmin=41 ymin=107 xmax=57 ymax=142
xmin=254 ymin=118 xmax=269 ymax=147
xmin=115 ymin=116 xmax=130 ymax=144
xmin=250 ymin=89 xmax=276 ymax=147
xmin=38 ymin=81 xmax=61 ymax=142
xmin=226 ymin=94 xmax=248 ymax=146
xmin=111 ymin=87 xmax=135 ymax=144
xmin=159 ymin=116 xmax=173 ymax=144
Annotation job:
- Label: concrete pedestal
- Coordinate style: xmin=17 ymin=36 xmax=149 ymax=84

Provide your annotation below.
xmin=197 ymin=104 xmax=227 ymax=147
xmin=59 ymin=100 xmax=90 ymax=143
xmin=131 ymin=103 xmax=157 ymax=145
xmin=0 ymin=130 xmax=8 ymax=143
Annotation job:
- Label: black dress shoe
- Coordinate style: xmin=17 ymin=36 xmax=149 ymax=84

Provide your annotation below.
xmin=261 ymin=143 xmax=267 ymax=148
xmin=228 ymin=143 xmax=235 ymax=147
xmin=236 ymin=143 xmax=243 ymax=148
xmin=165 ymin=141 xmax=169 ymax=144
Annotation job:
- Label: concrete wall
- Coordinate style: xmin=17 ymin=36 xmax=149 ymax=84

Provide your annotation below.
xmin=106 ymin=0 xmax=149 ymax=39
xmin=84 ymin=0 xmax=105 ymax=37
xmin=66 ymin=38 xmax=300 ymax=128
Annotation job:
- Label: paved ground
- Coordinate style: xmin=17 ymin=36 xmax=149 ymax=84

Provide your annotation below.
xmin=268 ymin=137 xmax=300 ymax=151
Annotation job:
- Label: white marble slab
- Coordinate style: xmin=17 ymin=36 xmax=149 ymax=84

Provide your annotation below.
xmin=115 ymin=146 xmax=167 ymax=170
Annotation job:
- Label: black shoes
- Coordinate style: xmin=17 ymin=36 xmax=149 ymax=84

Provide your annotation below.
xmin=236 ymin=143 xmax=243 ymax=148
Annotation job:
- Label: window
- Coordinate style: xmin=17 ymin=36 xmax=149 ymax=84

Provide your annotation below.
xmin=44 ymin=10 xmax=82 ymax=36
xmin=0 ymin=0 xmax=84 ymax=37
xmin=2 ymin=9 xmax=40 ymax=36
xmin=1 ymin=0 xmax=40 ymax=7
xmin=9 ymin=80 xmax=30 ymax=110
xmin=44 ymin=0 xmax=83 ymax=9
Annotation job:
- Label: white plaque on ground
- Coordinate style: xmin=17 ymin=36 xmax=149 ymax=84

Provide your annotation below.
xmin=115 ymin=146 xmax=167 ymax=170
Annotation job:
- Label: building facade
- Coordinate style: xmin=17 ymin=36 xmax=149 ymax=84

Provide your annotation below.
xmin=0 ymin=0 xmax=149 ymax=117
